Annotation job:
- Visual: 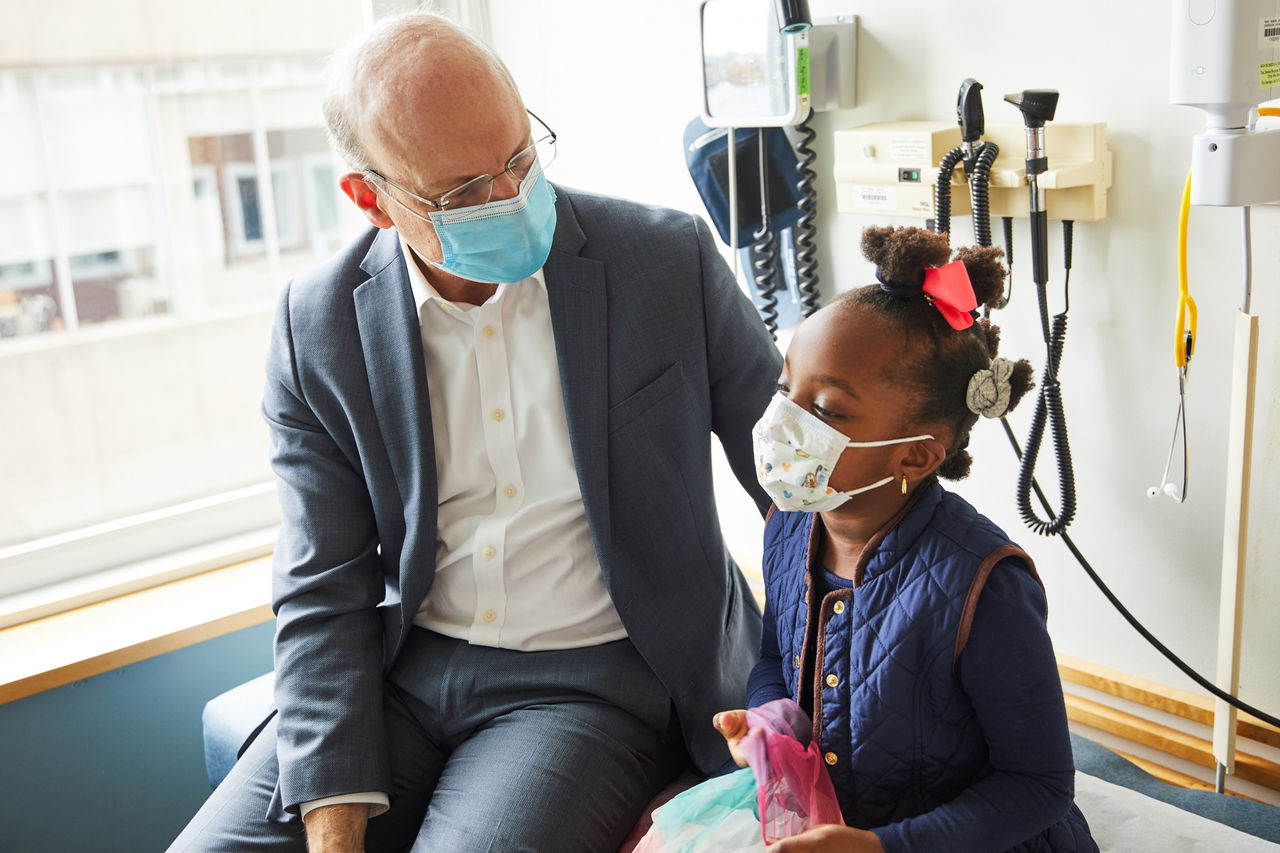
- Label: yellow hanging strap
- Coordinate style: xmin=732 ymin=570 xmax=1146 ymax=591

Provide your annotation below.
xmin=1175 ymin=108 xmax=1278 ymax=365
xmin=1176 ymin=169 xmax=1197 ymax=368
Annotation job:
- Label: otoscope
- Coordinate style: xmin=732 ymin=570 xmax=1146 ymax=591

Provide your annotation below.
xmin=957 ymin=79 xmax=1001 ymax=249
xmin=935 ymin=80 xmax=991 ymax=245
xmin=1004 ymin=88 xmax=1077 ymax=538
xmin=934 ymin=79 xmax=1005 ymax=279
xmin=957 ymin=78 xmax=985 ymax=171
xmin=1005 ymin=89 xmax=1058 ymax=335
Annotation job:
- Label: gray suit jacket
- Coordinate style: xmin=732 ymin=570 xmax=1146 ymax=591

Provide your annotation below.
xmin=262 ymin=185 xmax=782 ymax=815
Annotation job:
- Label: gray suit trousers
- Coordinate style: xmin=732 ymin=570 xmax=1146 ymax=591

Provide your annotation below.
xmin=167 ymin=629 xmax=684 ymax=853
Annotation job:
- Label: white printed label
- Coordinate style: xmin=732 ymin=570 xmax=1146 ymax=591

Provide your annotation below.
xmin=889 ymin=138 xmax=930 ymax=163
xmin=1262 ymin=17 xmax=1280 ymax=50
xmin=854 ymin=185 xmax=898 ymax=212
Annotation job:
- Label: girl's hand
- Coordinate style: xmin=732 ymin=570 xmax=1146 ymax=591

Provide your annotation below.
xmin=712 ymin=709 xmax=750 ymax=767
xmin=767 ymin=824 xmax=886 ymax=852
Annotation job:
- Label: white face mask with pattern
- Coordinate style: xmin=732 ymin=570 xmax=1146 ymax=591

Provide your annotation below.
xmin=752 ymin=393 xmax=934 ymax=513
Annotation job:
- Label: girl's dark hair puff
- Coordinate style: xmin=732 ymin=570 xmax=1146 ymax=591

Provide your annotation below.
xmin=837 ymin=226 xmax=1035 ymax=480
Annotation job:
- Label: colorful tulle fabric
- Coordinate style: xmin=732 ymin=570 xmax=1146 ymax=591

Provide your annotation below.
xmin=741 ymin=698 xmax=845 ymax=840
xmin=633 ymin=699 xmax=843 ymax=852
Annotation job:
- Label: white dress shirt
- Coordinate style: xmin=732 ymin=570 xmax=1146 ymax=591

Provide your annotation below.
xmin=401 ymin=236 xmax=627 ymax=650
xmin=303 ymin=237 xmax=629 ymax=820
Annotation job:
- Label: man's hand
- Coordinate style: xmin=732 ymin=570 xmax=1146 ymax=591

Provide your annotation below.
xmin=303 ymin=802 xmax=368 ymax=853
xmin=712 ymin=709 xmax=750 ymax=768
xmin=767 ymin=824 xmax=886 ymax=852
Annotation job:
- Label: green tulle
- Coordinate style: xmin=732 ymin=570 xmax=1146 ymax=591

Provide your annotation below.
xmin=644 ymin=767 xmax=765 ymax=852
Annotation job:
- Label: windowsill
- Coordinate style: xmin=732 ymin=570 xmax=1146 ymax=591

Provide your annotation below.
xmin=0 ymin=556 xmax=273 ymax=705
xmin=0 ymin=549 xmax=762 ymax=706
xmin=0 ymin=523 xmax=278 ymax=630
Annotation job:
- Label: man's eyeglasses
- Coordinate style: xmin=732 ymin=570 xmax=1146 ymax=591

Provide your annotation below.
xmin=365 ymin=109 xmax=556 ymax=216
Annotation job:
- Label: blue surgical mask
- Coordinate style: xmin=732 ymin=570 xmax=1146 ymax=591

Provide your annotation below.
xmin=424 ymin=169 xmax=557 ymax=284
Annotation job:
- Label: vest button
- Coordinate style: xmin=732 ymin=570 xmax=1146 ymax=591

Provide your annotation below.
xmin=825 ymin=752 xmax=838 ymax=765
xmin=825 ymin=673 xmax=839 ymax=687
xmin=833 ymin=601 xmax=846 ymax=614
xmin=793 ymin=655 xmax=801 ymax=669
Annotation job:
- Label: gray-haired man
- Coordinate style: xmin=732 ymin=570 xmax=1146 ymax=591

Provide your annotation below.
xmin=169 ymin=11 xmax=780 ymax=852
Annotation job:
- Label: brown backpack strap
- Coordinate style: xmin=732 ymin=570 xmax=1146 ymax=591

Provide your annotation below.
xmin=952 ymin=545 xmax=1039 ymax=669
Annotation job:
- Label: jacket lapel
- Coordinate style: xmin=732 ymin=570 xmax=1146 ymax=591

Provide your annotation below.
xmin=353 ymin=228 xmax=438 ymax=623
xmin=543 ymin=192 xmax=612 ymax=556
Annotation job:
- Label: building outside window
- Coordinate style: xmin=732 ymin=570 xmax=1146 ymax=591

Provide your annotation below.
xmin=0 ymin=0 xmax=488 ymax=618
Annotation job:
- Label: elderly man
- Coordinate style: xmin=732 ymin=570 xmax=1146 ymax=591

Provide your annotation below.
xmin=169 ymin=11 xmax=780 ymax=853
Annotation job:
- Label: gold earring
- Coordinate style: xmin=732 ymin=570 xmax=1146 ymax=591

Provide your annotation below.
xmin=901 ymin=475 xmax=908 ymax=494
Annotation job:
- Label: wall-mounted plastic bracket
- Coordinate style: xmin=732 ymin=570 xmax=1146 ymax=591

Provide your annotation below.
xmin=949 ymin=122 xmax=1113 ymax=222
xmin=1189 ymin=126 xmax=1280 ymax=205
xmin=832 ymin=121 xmax=1113 ymax=222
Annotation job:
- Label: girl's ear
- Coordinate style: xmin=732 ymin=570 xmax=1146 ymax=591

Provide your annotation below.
xmin=900 ymin=435 xmax=948 ymax=486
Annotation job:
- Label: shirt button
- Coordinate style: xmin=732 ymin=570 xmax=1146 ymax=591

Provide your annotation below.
xmin=481 ymin=325 xmax=495 ymax=338
xmin=483 ymin=609 xmax=497 ymax=623
xmin=492 ymin=409 xmax=505 ymax=422
xmin=833 ymin=601 xmax=846 ymax=614
xmin=825 ymin=752 xmax=838 ymax=766
xmin=503 ymin=485 xmax=517 ymax=498
xmin=482 ymin=546 xmax=496 ymax=560
xmin=825 ymin=673 xmax=839 ymax=688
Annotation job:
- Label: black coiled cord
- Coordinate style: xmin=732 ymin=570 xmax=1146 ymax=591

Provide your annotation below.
xmin=933 ymin=146 xmax=965 ymax=239
xmin=751 ymin=128 xmax=779 ymax=337
xmin=1016 ymin=313 xmax=1076 ymax=535
xmin=1016 ymin=221 xmax=1077 ymax=536
xmin=793 ymin=113 xmax=821 ymax=318
xmin=969 ymin=142 xmax=999 ymax=247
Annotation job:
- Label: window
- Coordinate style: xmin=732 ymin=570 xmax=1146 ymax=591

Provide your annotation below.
xmin=0 ymin=0 xmax=428 ymax=620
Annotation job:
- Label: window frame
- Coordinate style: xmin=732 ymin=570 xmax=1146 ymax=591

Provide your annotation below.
xmin=0 ymin=0 xmax=494 ymax=625
xmin=0 ymin=57 xmax=329 ymax=618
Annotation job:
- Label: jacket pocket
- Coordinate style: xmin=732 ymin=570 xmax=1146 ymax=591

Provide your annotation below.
xmin=608 ymin=360 xmax=685 ymax=434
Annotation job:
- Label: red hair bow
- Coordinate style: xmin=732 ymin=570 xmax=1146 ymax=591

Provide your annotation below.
xmin=923 ymin=260 xmax=977 ymax=330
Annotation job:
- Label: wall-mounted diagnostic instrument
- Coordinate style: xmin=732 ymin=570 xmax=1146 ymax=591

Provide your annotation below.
xmin=688 ymin=0 xmax=856 ymax=336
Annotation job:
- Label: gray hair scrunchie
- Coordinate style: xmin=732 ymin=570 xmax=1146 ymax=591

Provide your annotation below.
xmin=966 ymin=357 xmax=1014 ymax=418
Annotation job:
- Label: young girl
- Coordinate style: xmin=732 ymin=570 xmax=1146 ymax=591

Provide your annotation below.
xmin=716 ymin=226 xmax=1097 ymax=852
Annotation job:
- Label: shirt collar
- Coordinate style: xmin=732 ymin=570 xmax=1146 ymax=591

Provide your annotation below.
xmin=397 ymin=231 xmax=545 ymax=317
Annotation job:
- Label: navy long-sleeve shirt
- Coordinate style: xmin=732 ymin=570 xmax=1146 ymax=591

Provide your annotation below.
xmin=747 ymin=559 xmax=1082 ymax=852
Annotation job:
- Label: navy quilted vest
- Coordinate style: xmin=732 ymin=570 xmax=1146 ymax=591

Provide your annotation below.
xmin=762 ymin=480 xmax=1092 ymax=850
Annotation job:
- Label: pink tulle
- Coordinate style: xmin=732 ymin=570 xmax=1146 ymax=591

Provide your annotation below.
xmin=741 ymin=699 xmax=845 ymax=843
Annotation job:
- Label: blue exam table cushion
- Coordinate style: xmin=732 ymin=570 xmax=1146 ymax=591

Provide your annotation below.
xmin=200 ymin=678 xmax=1280 ymax=848
xmin=202 ymin=671 xmax=273 ymax=789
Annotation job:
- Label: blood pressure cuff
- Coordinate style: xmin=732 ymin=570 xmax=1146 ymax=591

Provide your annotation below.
xmin=683 ymin=117 xmax=803 ymax=248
